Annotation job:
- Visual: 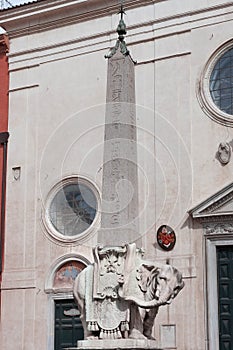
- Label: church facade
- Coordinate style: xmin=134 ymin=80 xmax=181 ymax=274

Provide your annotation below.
xmin=0 ymin=1 xmax=233 ymax=349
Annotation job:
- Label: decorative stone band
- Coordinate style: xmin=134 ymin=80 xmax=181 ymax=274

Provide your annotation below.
xmin=76 ymin=338 xmax=162 ymax=349
xmin=204 ymin=223 xmax=233 ymax=235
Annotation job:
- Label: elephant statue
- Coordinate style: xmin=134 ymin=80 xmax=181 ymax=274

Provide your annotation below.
xmin=73 ymin=244 xmax=184 ymax=340
xmin=118 ymin=263 xmax=184 ymax=339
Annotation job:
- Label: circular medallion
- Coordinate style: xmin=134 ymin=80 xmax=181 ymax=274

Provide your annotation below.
xmin=157 ymin=225 xmax=176 ymax=251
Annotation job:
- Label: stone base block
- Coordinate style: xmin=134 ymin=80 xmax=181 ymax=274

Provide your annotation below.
xmin=65 ymin=339 xmax=163 ymax=350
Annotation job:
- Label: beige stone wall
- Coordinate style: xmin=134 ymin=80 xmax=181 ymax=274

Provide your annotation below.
xmin=1 ymin=0 xmax=233 ymax=349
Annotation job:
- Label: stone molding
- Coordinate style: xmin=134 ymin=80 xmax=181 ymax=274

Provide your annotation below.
xmin=41 ymin=175 xmax=101 ymax=245
xmin=8 ymin=83 xmax=39 ymax=93
xmin=205 ymin=237 xmax=233 ymax=350
xmin=7 ymin=31 xmax=190 ymax=70
xmin=1 ymin=0 xmax=233 ymax=39
xmin=189 ymin=182 xmax=233 ymax=221
xmin=204 ymin=223 xmax=233 ymax=236
xmin=45 ymin=253 xmax=90 ymax=293
xmin=197 ymin=38 xmax=233 ymax=127
xmin=1 ymin=268 xmax=36 ymax=289
xmin=0 ymin=0 xmax=159 ymax=37
xmin=4 ymin=3 xmax=233 ymax=73
xmin=76 ymin=338 xmax=161 ymax=349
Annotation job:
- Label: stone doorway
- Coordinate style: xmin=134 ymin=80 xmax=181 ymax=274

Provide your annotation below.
xmin=45 ymin=255 xmax=89 ymax=350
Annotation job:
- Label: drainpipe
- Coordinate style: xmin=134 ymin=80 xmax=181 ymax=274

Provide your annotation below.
xmin=0 ymin=131 xmax=9 ymax=276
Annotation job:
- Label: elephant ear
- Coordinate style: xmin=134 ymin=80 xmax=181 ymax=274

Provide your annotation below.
xmin=172 ymin=268 xmax=185 ymax=298
xmin=137 ymin=263 xmax=158 ymax=293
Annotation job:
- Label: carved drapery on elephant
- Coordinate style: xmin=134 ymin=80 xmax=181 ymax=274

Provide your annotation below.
xmin=73 ymin=243 xmax=184 ymax=340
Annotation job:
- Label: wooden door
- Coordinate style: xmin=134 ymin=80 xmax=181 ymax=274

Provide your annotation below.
xmin=54 ymin=299 xmax=84 ymax=350
xmin=217 ymin=246 xmax=233 ymax=350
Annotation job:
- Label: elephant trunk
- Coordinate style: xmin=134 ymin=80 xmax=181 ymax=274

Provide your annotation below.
xmin=122 ymin=290 xmax=171 ymax=309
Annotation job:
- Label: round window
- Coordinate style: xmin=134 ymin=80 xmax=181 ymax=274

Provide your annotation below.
xmin=198 ymin=40 xmax=233 ymax=126
xmin=44 ymin=177 xmax=99 ymax=243
xmin=209 ymin=48 xmax=233 ymax=115
xmin=50 ymin=183 xmax=97 ymax=236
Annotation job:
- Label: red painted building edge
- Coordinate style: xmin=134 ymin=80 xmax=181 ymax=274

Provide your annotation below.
xmin=0 ymin=34 xmax=9 ymax=283
xmin=0 ymin=34 xmax=9 ymax=132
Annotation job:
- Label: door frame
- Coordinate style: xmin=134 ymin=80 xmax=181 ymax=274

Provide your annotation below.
xmin=206 ymin=233 xmax=233 ymax=350
xmin=47 ymin=292 xmax=75 ymax=350
xmin=45 ymin=254 xmax=90 ymax=350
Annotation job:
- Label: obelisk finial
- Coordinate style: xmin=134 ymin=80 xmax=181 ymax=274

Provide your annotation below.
xmin=105 ymin=3 xmax=130 ymax=59
xmin=117 ymin=4 xmax=127 ymax=40
xmin=118 ymin=3 xmax=125 ymax=21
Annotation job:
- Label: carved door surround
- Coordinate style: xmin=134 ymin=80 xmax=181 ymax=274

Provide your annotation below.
xmin=190 ymin=182 xmax=233 ymax=350
xmin=45 ymin=254 xmax=90 ymax=350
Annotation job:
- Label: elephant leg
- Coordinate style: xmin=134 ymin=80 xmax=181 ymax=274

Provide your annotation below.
xmin=74 ymin=291 xmax=96 ymax=339
xmin=73 ymin=272 xmax=92 ymax=339
xmin=129 ymin=304 xmax=146 ymax=339
xmin=143 ymin=307 xmax=158 ymax=340
xmin=73 ymin=275 xmax=84 ymax=320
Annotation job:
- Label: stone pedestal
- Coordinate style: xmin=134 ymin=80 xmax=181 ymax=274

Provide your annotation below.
xmin=65 ymin=339 xmax=163 ymax=350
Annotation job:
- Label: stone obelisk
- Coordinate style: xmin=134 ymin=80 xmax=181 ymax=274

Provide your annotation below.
xmin=98 ymin=8 xmax=141 ymax=247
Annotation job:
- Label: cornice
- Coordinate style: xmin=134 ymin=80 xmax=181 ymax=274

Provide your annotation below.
xmin=0 ymin=0 xmax=160 ymax=35
xmin=189 ymin=182 xmax=233 ymax=222
xmin=0 ymin=1 xmax=233 ymax=39
xmin=196 ymin=214 xmax=233 ymax=223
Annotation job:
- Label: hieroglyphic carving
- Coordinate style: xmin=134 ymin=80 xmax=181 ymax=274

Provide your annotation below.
xmin=99 ymin=48 xmax=139 ymax=245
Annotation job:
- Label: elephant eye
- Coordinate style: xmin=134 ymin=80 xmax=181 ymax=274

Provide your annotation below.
xmin=159 ymin=276 xmax=167 ymax=281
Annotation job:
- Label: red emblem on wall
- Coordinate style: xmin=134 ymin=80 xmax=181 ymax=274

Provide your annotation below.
xmin=157 ymin=225 xmax=176 ymax=251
